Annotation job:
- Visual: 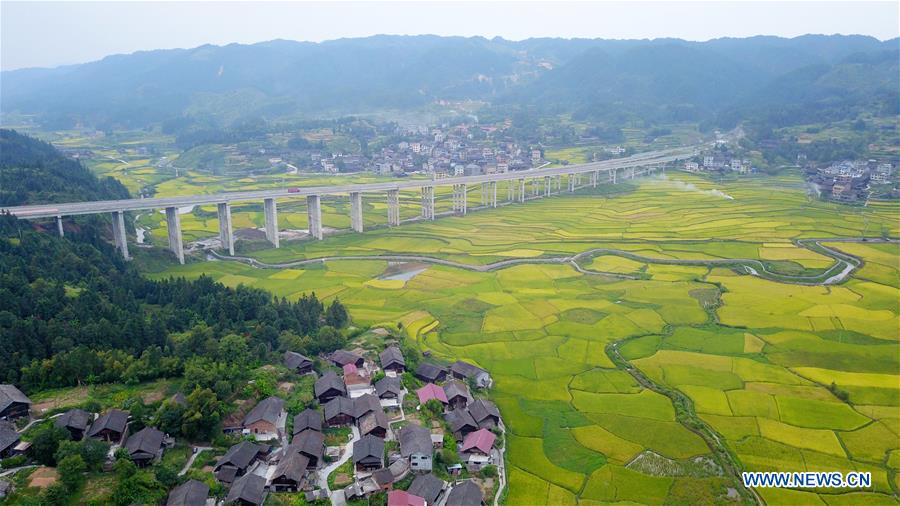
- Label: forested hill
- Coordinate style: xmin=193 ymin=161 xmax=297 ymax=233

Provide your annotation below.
xmin=0 ymin=133 xmax=350 ymax=394
xmin=1 ymin=35 xmax=896 ymax=130
xmin=0 ymin=129 xmax=130 ymax=206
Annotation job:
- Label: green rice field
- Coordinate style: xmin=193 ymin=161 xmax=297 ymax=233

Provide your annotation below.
xmin=141 ymin=171 xmax=899 ymax=504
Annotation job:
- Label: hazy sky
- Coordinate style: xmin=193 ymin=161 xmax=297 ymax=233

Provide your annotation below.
xmin=2 ymin=1 xmax=898 ymax=71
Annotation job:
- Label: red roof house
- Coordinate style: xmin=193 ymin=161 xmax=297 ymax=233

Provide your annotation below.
xmin=416 ymin=384 xmax=448 ymax=406
xmin=387 ymin=490 xmax=426 ymax=506
xmin=461 ymin=428 xmax=496 ymax=456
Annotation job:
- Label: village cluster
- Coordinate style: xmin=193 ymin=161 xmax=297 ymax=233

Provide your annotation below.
xmin=0 ymin=343 xmax=504 ymax=506
xmin=803 ymin=158 xmax=897 ymax=203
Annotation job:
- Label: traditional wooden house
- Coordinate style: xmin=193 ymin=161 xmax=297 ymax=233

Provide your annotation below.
xmin=0 ymin=426 xmax=20 ymax=459
xmin=270 ymin=447 xmax=310 ymax=492
xmin=358 ymin=409 xmax=390 ymax=439
xmin=330 ymin=349 xmax=365 ymax=368
xmin=416 ymin=383 xmax=448 ymax=406
xmin=124 ymin=427 xmax=166 ymax=467
xmin=387 ymin=490 xmax=425 ymax=506
xmin=407 ymin=474 xmax=446 ymax=506
xmin=414 ymin=363 xmax=448 ymax=384
xmin=54 ymin=408 xmax=93 ymax=441
xmin=353 ymin=435 xmax=385 ymax=472
xmin=447 ymin=480 xmax=484 ymax=506
xmin=379 ymin=346 xmax=406 ymax=374
xmin=87 ymin=409 xmax=128 ymax=443
xmin=398 ymin=423 xmax=433 ymax=472
xmin=214 ymin=441 xmax=269 ymax=485
xmin=443 ymin=380 xmax=473 ymax=410
xmin=468 ymin=399 xmax=501 ymax=429
xmin=166 ymin=479 xmax=209 ymax=506
xmin=0 ymin=385 xmax=31 ymax=420
xmin=449 ymin=361 xmax=492 ymax=388
xmin=242 ymin=397 xmax=285 ymax=440
xmin=225 ymin=473 xmax=268 ymax=505
xmin=284 ymin=351 xmax=314 ymax=375
xmin=375 ymin=376 xmax=403 ymax=408
xmin=445 ymin=408 xmax=478 ymax=438
xmin=315 ymin=371 xmax=347 ymax=403
xmin=323 ymin=397 xmax=355 ymax=427
xmin=291 ymin=430 xmax=325 ymax=468
xmin=292 ymin=408 xmax=323 ymax=436
xmin=460 ymin=429 xmax=496 ymax=470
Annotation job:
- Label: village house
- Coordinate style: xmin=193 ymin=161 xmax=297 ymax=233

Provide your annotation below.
xmin=450 ymin=361 xmax=492 ymax=388
xmin=87 ymin=409 xmax=129 ymax=443
xmin=358 ymin=409 xmax=390 ymax=439
xmin=375 ymin=376 xmax=403 ymax=408
xmin=315 ymin=371 xmax=347 ymax=403
xmin=291 ymin=429 xmax=325 ymax=468
xmin=330 ymin=349 xmax=365 ymax=369
xmin=398 ymin=423 xmax=433 ymax=472
xmin=414 ymin=362 xmax=448 ymax=384
xmin=447 ymin=480 xmax=485 ymax=506
xmin=460 ymin=428 xmax=496 ymax=471
xmin=445 ymin=408 xmax=478 ymax=438
xmin=242 ymin=396 xmax=286 ymax=440
xmin=353 ymin=435 xmax=385 ymax=472
xmin=344 ymin=363 xmax=372 ymax=397
xmin=270 ymin=448 xmax=310 ymax=492
xmin=292 ymin=408 xmax=323 ymax=437
xmin=284 ymin=351 xmax=314 ymax=375
xmin=214 ymin=441 xmax=269 ymax=485
xmin=468 ymin=399 xmax=502 ymax=429
xmin=443 ymin=381 xmax=473 ymax=410
xmin=387 ymin=490 xmax=426 ymax=506
xmin=0 ymin=385 xmax=31 ymax=420
xmin=324 ymin=396 xmax=356 ymax=426
xmin=166 ymin=479 xmax=209 ymax=506
xmin=379 ymin=346 xmax=406 ymax=374
xmin=407 ymin=473 xmax=446 ymax=506
xmin=54 ymin=408 xmax=93 ymax=441
xmin=124 ymin=426 xmax=166 ymax=467
xmin=225 ymin=473 xmax=268 ymax=506
xmin=416 ymin=383 xmax=449 ymax=407
xmin=0 ymin=426 xmax=20 ymax=459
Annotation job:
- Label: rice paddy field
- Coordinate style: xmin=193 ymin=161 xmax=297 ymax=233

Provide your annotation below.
xmin=142 ymin=171 xmax=900 ymax=505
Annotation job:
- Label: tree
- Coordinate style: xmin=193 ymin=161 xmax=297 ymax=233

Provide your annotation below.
xmin=181 ymin=387 xmax=221 ymax=440
xmin=57 ymin=454 xmax=86 ymax=491
xmin=31 ymin=425 xmax=69 ymax=466
xmin=325 ymin=299 xmax=349 ymax=328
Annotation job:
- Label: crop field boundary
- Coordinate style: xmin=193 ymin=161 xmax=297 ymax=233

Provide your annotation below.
xmin=205 ymin=237 xmax=896 ymax=286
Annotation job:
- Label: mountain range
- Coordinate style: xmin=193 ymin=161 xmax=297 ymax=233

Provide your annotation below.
xmin=1 ymin=34 xmax=897 ymax=129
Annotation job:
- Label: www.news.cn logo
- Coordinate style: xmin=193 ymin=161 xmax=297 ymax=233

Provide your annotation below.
xmin=742 ymin=472 xmax=872 ymax=488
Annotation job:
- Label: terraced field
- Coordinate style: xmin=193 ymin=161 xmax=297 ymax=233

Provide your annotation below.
xmin=145 ymin=172 xmax=900 ymax=504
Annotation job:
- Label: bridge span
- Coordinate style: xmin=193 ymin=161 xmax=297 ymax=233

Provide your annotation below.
xmin=1 ymin=145 xmax=696 ymax=263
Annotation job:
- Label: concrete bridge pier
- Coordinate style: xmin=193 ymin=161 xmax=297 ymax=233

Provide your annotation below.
xmin=420 ymin=186 xmax=435 ymax=220
xmin=592 ymin=171 xmax=599 ymax=188
xmin=489 ymin=181 xmax=498 ymax=207
xmin=452 ymin=184 xmax=468 ymax=215
xmin=544 ymin=176 xmax=552 ymax=197
xmin=611 ymin=169 xmax=617 ymax=184
xmin=387 ymin=189 xmax=400 ymax=226
xmin=519 ymin=178 xmax=526 ymax=203
xmin=216 ymin=202 xmax=234 ymax=255
xmin=164 ymin=207 xmax=185 ymax=264
xmin=264 ymin=197 xmax=280 ymax=248
xmin=307 ymin=194 xmax=323 ymax=239
xmin=629 ymin=167 xmax=636 ymax=179
xmin=507 ymin=181 xmax=514 ymax=202
xmin=568 ymin=173 xmax=576 ymax=192
xmin=350 ymin=192 xmax=363 ymax=233
xmin=56 ymin=216 xmax=64 ymax=237
xmin=111 ymin=211 xmax=130 ymax=260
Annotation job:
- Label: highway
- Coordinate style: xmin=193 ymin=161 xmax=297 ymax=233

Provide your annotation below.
xmin=0 ymin=145 xmax=697 ymax=220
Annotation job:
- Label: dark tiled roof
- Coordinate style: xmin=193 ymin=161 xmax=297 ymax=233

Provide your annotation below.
xmin=374 ymin=376 xmax=402 ymax=398
xmin=445 ymin=408 xmax=477 ymax=434
xmin=358 ymin=410 xmax=389 ymax=437
xmin=291 ymin=430 xmax=325 ymax=461
xmin=124 ymin=427 xmax=164 ymax=457
xmin=315 ymin=371 xmax=347 ymax=398
xmin=284 ymin=351 xmax=313 ymax=370
xmin=0 ymin=385 xmax=31 ymax=414
xmin=323 ymin=397 xmax=355 ymax=422
xmin=379 ymin=346 xmax=405 ymax=368
xmin=353 ymin=393 xmax=381 ymax=419
xmin=353 ymin=435 xmax=384 ymax=464
xmin=55 ymin=409 xmax=92 ymax=431
xmin=166 ymin=479 xmax=209 ymax=506
xmin=292 ymin=409 xmax=323 ymax=435
xmin=0 ymin=426 xmax=19 ymax=453
xmin=272 ymin=447 xmax=310 ymax=483
xmin=88 ymin=409 xmax=128 ymax=437
xmin=398 ymin=423 xmax=432 ymax=457
xmin=450 ymin=361 xmax=487 ymax=378
xmin=373 ymin=467 xmax=394 ymax=486
xmin=468 ymin=399 xmax=501 ymax=424
xmin=243 ymin=396 xmax=284 ymax=426
xmin=414 ymin=363 xmax=447 ymax=381
xmin=408 ymin=474 xmax=445 ymax=505
xmin=331 ymin=349 xmax=363 ymax=366
xmin=215 ymin=466 xmax=239 ymax=484
xmin=443 ymin=380 xmax=472 ymax=402
xmin=225 ymin=473 xmax=267 ymax=505
xmin=215 ymin=441 xmax=266 ymax=471
xmin=447 ymin=480 xmax=483 ymax=506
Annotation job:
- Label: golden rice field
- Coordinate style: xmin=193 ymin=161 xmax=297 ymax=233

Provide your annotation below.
xmin=145 ymin=172 xmax=900 ymax=505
